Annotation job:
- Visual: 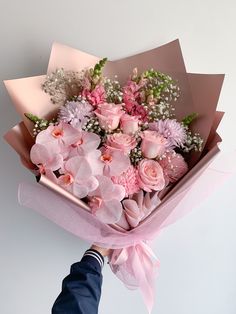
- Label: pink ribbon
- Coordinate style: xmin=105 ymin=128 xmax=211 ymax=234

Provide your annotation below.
xmin=109 ymin=241 xmax=160 ymax=314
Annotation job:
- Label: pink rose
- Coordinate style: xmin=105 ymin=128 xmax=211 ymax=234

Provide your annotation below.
xmin=120 ymin=114 xmax=139 ymax=134
xmin=141 ymin=130 xmax=167 ymax=159
xmin=106 ymin=133 xmax=137 ymax=154
xmin=137 ymin=159 xmax=165 ymax=192
xmin=95 ymin=103 xmax=124 ymax=131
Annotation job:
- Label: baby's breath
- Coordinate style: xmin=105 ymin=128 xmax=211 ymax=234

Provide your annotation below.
xmin=147 ymin=101 xmax=175 ymax=122
xmin=181 ymin=127 xmax=204 ymax=152
xmin=104 ymin=77 xmax=123 ymax=103
xmin=82 ymin=116 xmax=109 ymax=142
xmin=132 ymin=68 xmax=180 ymax=122
xmin=42 ymin=68 xmax=85 ymax=105
xmin=129 ymin=146 xmax=143 ymax=165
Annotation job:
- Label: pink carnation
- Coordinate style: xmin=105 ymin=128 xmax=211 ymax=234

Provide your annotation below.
xmin=158 ymin=151 xmax=188 ymax=184
xmin=112 ymin=166 xmax=140 ymax=197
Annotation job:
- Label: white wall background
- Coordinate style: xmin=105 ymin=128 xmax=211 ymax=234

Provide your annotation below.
xmin=1 ymin=1 xmax=236 ymax=313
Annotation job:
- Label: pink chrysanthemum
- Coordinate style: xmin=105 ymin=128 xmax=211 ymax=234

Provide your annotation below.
xmin=112 ymin=165 xmax=140 ymax=197
xmin=158 ymin=151 xmax=188 ymax=184
xmin=58 ymin=100 xmax=93 ymax=130
xmin=149 ymin=119 xmax=187 ymax=149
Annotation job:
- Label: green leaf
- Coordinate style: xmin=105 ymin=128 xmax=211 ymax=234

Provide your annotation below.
xmin=182 ymin=112 xmax=198 ymax=127
xmin=24 ymin=113 xmax=41 ymax=123
xmin=24 ymin=113 xmax=50 ymax=128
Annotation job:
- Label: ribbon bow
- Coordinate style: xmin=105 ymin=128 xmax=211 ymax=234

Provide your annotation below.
xmin=109 ymin=241 xmax=160 ymax=314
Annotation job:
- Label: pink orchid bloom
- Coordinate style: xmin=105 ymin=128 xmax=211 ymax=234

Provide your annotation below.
xmin=88 ymin=175 xmax=125 ymax=224
xmin=58 ymin=156 xmax=99 ymax=199
xmin=30 ymin=143 xmax=63 ymax=176
xmin=111 ymin=165 xmax=140 ymax=197
xmin=69 ymin=130 xmax=101 ymax=157
xmin=88 ymin=147 xmax=130 ymax=177
xmin=36 ymin=122 xmax=81 ymax=156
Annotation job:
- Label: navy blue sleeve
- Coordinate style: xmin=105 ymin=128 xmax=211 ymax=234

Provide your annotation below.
xmin=52 ymin=249 xmax=104 ymax=314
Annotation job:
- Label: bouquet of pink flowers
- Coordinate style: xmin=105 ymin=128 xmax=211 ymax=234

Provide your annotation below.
xmin=25 ymin=57 xmax=202 ymax=225
xmin=4 ymin=40 xmax=229 ymax=313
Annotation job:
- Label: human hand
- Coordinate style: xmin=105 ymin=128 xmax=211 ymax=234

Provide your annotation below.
xmin=90 ymin=244 xmax=111 ymax=257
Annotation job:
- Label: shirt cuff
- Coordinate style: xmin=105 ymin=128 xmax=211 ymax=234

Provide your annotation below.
xmin=81 ymin=249 xmax=105 ymax=269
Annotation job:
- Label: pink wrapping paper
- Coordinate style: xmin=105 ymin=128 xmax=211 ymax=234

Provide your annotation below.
xmin=4 ymin=39 xmax=234 ymax=313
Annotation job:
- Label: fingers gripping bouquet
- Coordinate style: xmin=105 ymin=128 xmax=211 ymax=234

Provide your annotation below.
xmin=4 ymin=40 xmax=226 ymax=312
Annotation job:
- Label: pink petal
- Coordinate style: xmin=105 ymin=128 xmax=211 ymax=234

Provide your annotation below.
xmin=30 ymin=143 xmax=50 ymax=165
xmin=109 ymin=151 xmax=130 ymax=176
xmin=36 ymin=126 xmax=60 ymax=153
xmin=85 ymin=176 xmax=99 ymax=192
xmin=30 ymin=144 xmax=63 ymax=171
xmin=85 ymin=150 xmax=104 ymax=176
xmin=73 ymin=183 xmax=89 ymax=198
xmin=88 ymin=175 xmax=113 ymax=198
xmin=81 ymin=131 xmax=101 ymax=153
xmin=75 ymin=159 xmax=93 ymax=181
xmin=61 ymin=123 xmax=82 ymax=146
xmin=47 ymin=154 xmax=63 ymax=171
xmin=36 ymin=125 xmax=54 ymax=145
xmin=109 ymin=184 xmax=126 ymax=201
xmin=98 ymin=176 xmax=116 ymax=199
xmin=65 ymin=156 xmax=92 ymax=179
